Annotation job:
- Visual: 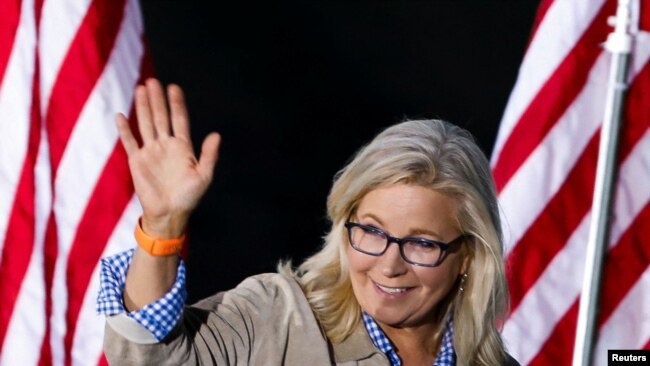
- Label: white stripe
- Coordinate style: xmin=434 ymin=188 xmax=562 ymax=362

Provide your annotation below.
xmin=47 ymin=1 xmax=143 ymax=363
xmin=594 ymin=268 xmax=650 ymax=366
xmin=38 ymin=0 xmax=93 ymax=112
xmin=498 ymin=52 xmax=609 ymax=253
xmin=491 ymin=0 xmax=605 ymax=165
xmin=498 ymin=32 xmax=650 ymax=255
xmin=503 ymin=131 xmax=650 ymax=363
xmin=609 ymin=130 xmax=650 ymax=244
xmin=0 ymin=127 xmax=51 ymax=365
xmin=502 ymin=213 xmax=590 ymax=365
xmin=0 ymin=0 xmax=36 ymax=261
xmin=71 ymin=196 xmax=140 ymax=366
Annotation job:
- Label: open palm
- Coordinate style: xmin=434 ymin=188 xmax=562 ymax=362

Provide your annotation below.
xmin=116 ymin=78 xmax=221 ymax=238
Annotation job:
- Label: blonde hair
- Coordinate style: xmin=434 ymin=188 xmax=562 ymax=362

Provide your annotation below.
xmin=280 ymin=119 xmax=508 ymax=364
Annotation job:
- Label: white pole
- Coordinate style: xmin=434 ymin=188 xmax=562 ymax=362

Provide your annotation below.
xmin=572 ymin=1 xmax=636 ymax=365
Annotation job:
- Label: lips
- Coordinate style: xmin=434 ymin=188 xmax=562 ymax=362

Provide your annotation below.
xmin=374 ymin=282 xmax=413 ymax=295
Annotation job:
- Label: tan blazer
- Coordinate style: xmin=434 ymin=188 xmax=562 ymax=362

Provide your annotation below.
xmin=103 ymin=273 xmax=519 ymax=366
xmin=104 ymin=273 xmax=389 ymax=365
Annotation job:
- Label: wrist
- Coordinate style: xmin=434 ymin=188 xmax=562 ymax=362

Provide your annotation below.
xmin=140 ymin=213 xmax=189 ymax=239
xmin=135 ymin=216 xmax=186 ymax=257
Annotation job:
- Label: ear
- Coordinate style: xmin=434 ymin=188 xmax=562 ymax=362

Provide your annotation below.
xmin=460 ymin=253 xmax=470 ymax=275
xmin=459 ymin=241 xmax=471 ymax=275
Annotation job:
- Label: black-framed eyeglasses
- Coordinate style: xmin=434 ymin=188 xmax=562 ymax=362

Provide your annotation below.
xmin=344 ymin=221 xmax=466 ymax=267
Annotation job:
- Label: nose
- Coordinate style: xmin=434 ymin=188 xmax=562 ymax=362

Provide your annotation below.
xmin=379 ymin=242 xmax=408 ymax=277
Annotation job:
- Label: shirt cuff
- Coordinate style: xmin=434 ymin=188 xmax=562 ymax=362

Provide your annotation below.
xmin=96 ymin=248 xmax=187 ymax=341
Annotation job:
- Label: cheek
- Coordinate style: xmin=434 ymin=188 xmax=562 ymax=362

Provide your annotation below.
xmin=346 ymin=244 xmax=375 ymax=273
xmin=415 ymin=257 xmax=462 ymax=291
xmin=417 ymin=269 xmax=454 ymax=291
xmin=346 ymin=246 xmax=378 ymax=299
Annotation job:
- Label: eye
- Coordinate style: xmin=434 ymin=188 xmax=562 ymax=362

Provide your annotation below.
xmin=360 ymin=225 xmax=385 ymax=237
xmin=406 ymin=239 xmax=438 ymax=251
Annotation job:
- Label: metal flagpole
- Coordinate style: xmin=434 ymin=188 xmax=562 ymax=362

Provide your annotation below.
xmin=573 ymin=0 xmax=637 ymax=365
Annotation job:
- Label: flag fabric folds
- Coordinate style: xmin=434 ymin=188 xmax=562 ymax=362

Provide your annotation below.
xmin=492 ymin=0 xmax=650 ymax=365
xmin=0 ymin=0 xmax=150 ymax=364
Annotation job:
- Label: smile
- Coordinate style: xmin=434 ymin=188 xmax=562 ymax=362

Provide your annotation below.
xmin=374 ymin=282 xmax=412 ymax=295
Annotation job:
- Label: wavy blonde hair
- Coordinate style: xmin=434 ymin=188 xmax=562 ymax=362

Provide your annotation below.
xmin=280 ymin=119 xmax=509 ymax=365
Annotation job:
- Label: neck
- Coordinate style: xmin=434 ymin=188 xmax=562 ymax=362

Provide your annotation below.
xmin=379 ymin=320 xmax=442 ymax=364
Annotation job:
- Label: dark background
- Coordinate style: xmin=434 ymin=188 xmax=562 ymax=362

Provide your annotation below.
xmin=138 ymin=1 xmax=539 ymax=302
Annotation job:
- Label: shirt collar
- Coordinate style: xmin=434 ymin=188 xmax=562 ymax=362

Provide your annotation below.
xmin=361 ymin=311 xmax=456 ymax=366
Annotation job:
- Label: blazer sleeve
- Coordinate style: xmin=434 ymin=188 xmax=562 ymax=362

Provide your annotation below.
xmin=102 ymin=273 xmax=330 ymax=366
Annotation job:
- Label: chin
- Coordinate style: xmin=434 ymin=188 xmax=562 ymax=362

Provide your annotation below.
xmin=367 ymin=305 xmax=418 ymax=327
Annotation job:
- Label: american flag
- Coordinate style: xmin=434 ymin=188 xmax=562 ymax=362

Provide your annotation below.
xmin=492 ymin=0 xmax=650 ymax=365
xmin=0 ymin=0 xmax=150 ymax=364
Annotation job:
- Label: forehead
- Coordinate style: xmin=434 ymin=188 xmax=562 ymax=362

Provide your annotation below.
xmin=355 ymin=184 xmax=459 ymax=237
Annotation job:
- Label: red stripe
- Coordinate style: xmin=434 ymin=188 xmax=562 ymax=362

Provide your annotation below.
xmin=598 ymin=202 xmax=650 ymax=325
xmin=0 ymin=0 xmax=21 ymax=88
xmin=506 ymin=1 xmax=650 ymax=362
xmin=526 ymin=202 xmax=650 ymax=362
xmin=640 ymin=0 xmax=650 ymax=32
xmin=37 ymin=0 xmax=127 ymax=363
xmin=38 ymin=215 xmax=58 ymax=366
xmin=620 ymin=54 xmax=650 ymax=159
xmin=597 ymin=57 xmax=650 ymax=324
xmin=34 ymin=0 xmax=45 ymax=28
xmin=492 ymin=0 xmax=615 ymax=192
xmin=45 ymin=0 xmax=126 ymax=174
xmin=506 ymin=131 xmax=599 ymax=312
xmin=528 ymin=300 xmax=578 ymax=366
xmin=97 ymin=353 xmax=109 ymax=366
xmin=509 ymin=58 xmax=650 ymax=362
xmin=63 ymin=49 xmax=153 ymax=366
xmin=506 ymin=52 xmax=650 ymax=314
xmin=526 ymin=0 xmax=554 ymax=50
xmin=0 ymin=55 xmax=40 ymax=352
xmin=644 ymin=338 xmax=650 ymax=350
xmin=63 ymin=137 xmax=133 ymax=366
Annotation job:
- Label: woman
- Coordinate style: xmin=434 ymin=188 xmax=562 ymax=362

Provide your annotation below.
xmin=98 ymin=78 xmax=519 ymax=365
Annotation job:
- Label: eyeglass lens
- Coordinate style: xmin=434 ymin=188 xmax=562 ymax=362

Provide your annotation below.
xmin=348 ymin=225 xmax=441 ymax=266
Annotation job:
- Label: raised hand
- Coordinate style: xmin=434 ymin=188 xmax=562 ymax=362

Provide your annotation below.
xmin=116 ymin=78 xmax=221 ymax=239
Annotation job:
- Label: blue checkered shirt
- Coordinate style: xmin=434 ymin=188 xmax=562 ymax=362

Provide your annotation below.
xmin=362 ymin=311 xmax=456 ymax=366
xmin=96 ymin=248 xmax=187 ymax=341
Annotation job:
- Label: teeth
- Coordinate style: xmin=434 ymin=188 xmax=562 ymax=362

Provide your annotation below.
xmin=377 ymin=284 xmax=408 ymax=294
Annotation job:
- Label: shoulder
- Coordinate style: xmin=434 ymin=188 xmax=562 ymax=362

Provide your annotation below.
xmin=238 ymin=272 xmax=304 ymax=297
xmin=243 ymin=272 xmax=300 ymax=286
xmin=192 ymin=272 xmax=307 ymax=311
xmin=191 ymin=272 xmax=323 ymax=340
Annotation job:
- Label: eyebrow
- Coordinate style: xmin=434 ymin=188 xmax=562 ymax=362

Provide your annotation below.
xmin=357 ymin=212 xmax=442 ymax=238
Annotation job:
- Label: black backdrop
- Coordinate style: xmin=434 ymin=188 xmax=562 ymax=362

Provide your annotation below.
xmin=137 ymin=1 xmax=539 ymax=303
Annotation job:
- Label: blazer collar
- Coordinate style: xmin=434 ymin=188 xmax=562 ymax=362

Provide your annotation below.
xmin=331 ymin=321 xmax=383 ymax=362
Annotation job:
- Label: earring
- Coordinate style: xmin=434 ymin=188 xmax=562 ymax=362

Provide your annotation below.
xmin=459 ymin=273 xmax=468 ymax=293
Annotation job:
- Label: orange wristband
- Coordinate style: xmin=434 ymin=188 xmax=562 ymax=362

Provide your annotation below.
xmin=134 ymin=218 xmax=186 ymax=256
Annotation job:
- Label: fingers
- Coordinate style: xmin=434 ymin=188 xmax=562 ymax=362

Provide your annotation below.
xmin=116 ymin=113 xmax=139 ymax=156
xmin=134 ymin=85 xmax=155 ymax=142
xmin=197 ymin=132 xmax=221 ymax=180
xmin=134 ymin=78 xmax=174 ymax=144
xmin=167 ymin=84 xmax=191 ymax=141
xmin=131 ymin=79 xmax=202 ymax=155
xmin=145 ymin=78 xmax=171 ymax=137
